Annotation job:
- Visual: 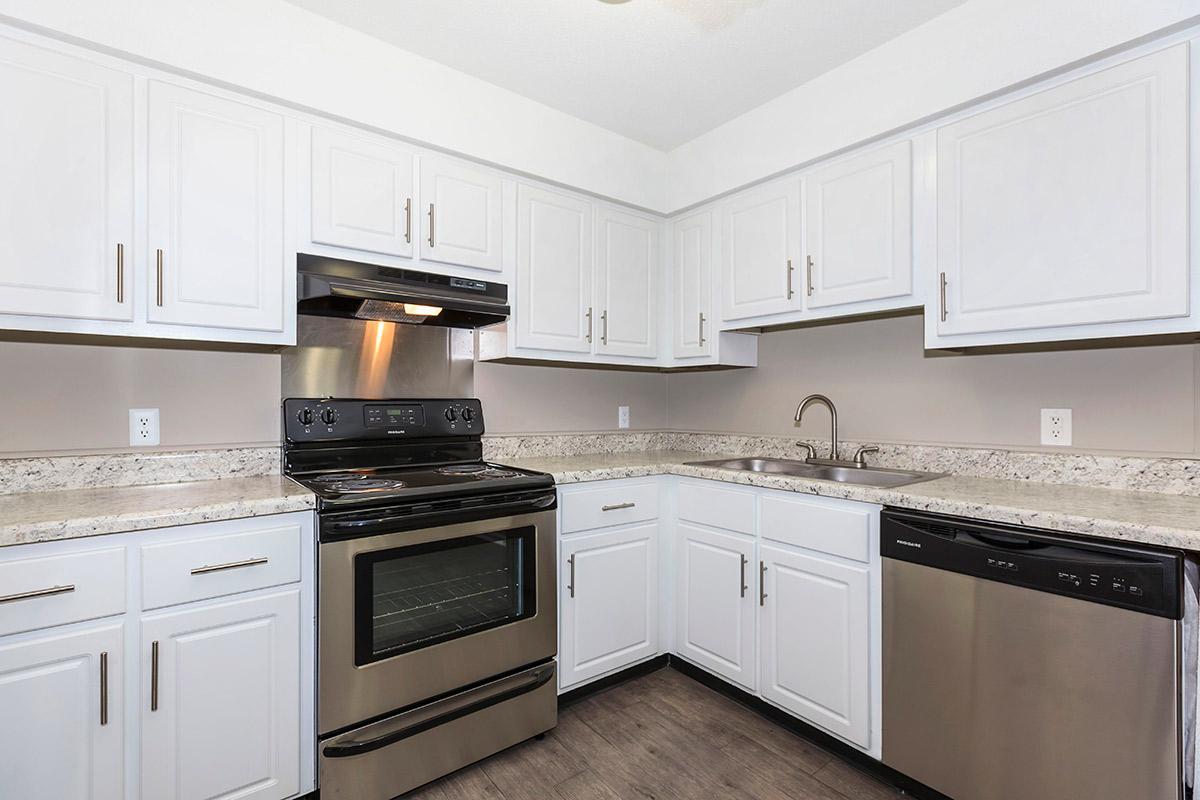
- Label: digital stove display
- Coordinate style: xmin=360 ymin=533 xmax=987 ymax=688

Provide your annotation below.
xmin=364 ymin=404 xmax=425 ymax=428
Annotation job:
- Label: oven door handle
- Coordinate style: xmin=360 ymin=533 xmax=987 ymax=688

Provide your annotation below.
xmin=326 ymin=492 xmax=557 ymax=536
xmin=322 ymin=662 xmax=555 ymax=759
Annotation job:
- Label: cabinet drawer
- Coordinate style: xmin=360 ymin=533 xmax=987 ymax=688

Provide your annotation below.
xmin=678 ymin=480 xmax=755 ymax=534
xmin=560 ymin=482 xmax=659 ymax=534
xmin=0 ymin=547 xmax=125 ymax=636
xmin=141 ymin=523 xmax=302 ymax=610
xmin=760 ymin=493 xmax=872 ymax=562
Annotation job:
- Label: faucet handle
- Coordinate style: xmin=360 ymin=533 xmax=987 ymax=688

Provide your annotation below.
xmin=852 ymin=445 xmax=879 ymax=467
xmin=797 ymin=443 xmax=816 ymax=461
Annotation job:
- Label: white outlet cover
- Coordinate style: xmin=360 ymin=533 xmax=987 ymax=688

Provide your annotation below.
xmin=618 ymin=406 xmax=630 ymax=429
xmin=1040 ymin=408 xmax=1072 ymax=447
xmin=129 ymin=408 xmax=161 ymax=447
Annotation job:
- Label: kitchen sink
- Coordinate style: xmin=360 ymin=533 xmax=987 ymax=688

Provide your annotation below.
xmin=684 ymin=457 xmax=944 ymax=488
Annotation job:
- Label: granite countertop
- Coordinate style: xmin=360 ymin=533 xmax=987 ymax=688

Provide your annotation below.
xmin=0 ymin=475 xmax=316 ymax=548
xmin=507 ymin=450 xmax=1200 ymax=551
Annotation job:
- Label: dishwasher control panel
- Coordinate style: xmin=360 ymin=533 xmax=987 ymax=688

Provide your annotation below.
xmin=882 ymin=509 xmax=1183 ymax=620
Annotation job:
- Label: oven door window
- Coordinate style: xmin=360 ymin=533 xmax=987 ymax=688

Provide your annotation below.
xmin=354 ymin=527 xmax=536 ymax=665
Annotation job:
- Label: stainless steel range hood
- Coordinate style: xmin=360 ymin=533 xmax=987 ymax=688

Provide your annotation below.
xmin=297 ymin=254 xmax=509 ymax=329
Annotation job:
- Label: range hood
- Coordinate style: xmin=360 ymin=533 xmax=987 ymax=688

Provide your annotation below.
xmin=297 ymin=254 xmax=509 ymax=329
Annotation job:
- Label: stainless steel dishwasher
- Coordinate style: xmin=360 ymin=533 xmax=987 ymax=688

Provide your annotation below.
xmin=881 ymin=509 xmax=1185 ymax=800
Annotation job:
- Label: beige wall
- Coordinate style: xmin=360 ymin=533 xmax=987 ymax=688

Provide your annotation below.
xmin=667 ymin=315 xmax=1200 ymax=457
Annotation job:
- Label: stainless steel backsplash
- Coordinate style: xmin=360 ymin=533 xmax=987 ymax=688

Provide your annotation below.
xmin=282 ymin=316 xmax=474 ymax=399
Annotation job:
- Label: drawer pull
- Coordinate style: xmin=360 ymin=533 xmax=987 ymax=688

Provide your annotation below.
xmin=0 ymin=584 xmax=75 ymax=604
xmin=601 ymin=502 xmax=636 ymax=512
xmin=190 ymin=556 xmax=269 ymax=576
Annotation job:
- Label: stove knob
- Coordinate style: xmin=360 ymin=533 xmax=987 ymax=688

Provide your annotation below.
xmin=297 ymin=408 xmax=314 ymax=426
xmin=320 ymin=408 xmax=337 ymax=425
xmin=445 ymin=407 xmax=458 ymax=422
xmin=461 ymin=408 xmax=475 ymax=422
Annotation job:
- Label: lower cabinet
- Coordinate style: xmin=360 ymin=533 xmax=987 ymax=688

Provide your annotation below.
xmin=674 ymin=523 xmax=756 ymax=690
xmin=559 ymin=522 xmax=659 ymax=689
xmin=141 ymin=590 xmax=301 ymax=800
xmin=0 ymin=623 xmax=125 ymax=800
xmin=758 ymin=543 xmax=871 ymax=748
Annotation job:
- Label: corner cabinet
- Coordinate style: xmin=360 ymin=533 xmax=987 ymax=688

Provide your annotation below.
xmin=672 ymin=211 xmax=713 ymax=358
xmin=595 ymin=207 xmax=658 ymax=359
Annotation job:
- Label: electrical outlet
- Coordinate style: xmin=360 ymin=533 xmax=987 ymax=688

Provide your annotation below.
xmin=618 ymin=406 xmax=630 ymax=429
xmin=129 ymin=408 xmax=160 ymax=447
xmin=1040 ymin=408 xmax=1072 ymax=447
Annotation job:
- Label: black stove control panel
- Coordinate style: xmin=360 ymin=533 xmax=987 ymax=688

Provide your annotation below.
xmin=283 ymin=398 xmax=484 ymax=442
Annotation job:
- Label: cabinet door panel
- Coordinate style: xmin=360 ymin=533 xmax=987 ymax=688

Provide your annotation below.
xmin=141 ymin=590 xmax=300 ymax=800
xmin=420 ymin=156 xmax=502 ymax=271
xmin=311 ymin=127 xmax=415 ymax=258
xmin=516 ymin=184 xmax=593 ymax=353
xmin=673 ymin=211 xmax=712 ymax=358
xmin=937 ymin=45 xmax=1188 ymax=336
xmin=147 ymin=81 xmax=285 ymax=332
xmin=806 ymin=140 xmax=912 ymax=309
xmin=675 ymin=524 xmax=755 ymax=689
xmin=722 ymin=181 xmax=800 ymax=321
xmin=0 ymin=623 xmax=124 ymax=800
xmin=760 ymin=544 xmax=870 ymax=748
xmin=0 ymin=38 xmax=133 ymax=321
xmin=560 ymin=524 xmax=658 ymax=689
xmin=596 ymin=208 xmax=657 ymax=358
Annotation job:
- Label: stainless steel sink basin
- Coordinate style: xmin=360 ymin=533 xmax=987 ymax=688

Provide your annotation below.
xmin=685 ymin=457 xmax=944 ymax=489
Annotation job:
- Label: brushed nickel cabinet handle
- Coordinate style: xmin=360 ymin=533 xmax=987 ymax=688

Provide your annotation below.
xmin=0 ymin=584 xmax=75 ymax=604
xmin=585 ymin=307 xmax=593 ymax=344
xmin=99 ymin=651 xmax=109 ymax=726
xmin=190 ymin=556 xmax=269 ymax=576
xmin=567 ymin=555 xmax=576 ymax=598
xmin=938 ymin=272 xmax=948 ymax=322
xmin=786 ymin=259 xmax=795 ymax=299
xmin=427 ymin=203 xmax=435 ymax=248
xmin=759 ymin=561 xmax=768 ymax=607
xmin=155 ymin=249 xmax=164 ymax=307
xmin=698 ymin=312 xmax=706 ymax=347
xmin=601 ymin=310 xmax=609 ymax=346
xmin=601 ymin=502 xmax=635 ymax=512
xmin=740 ymin=555 xmax=748 ymax=599
xmin=806 ymin=255 xmax=814 ymax=297
xmin=116 ymin=243 xmax=125 ymax=304
xmin=151 ymin=641 xmax=159 ymax=712
xmin=404 ymin=198 xmax=412 ymax=244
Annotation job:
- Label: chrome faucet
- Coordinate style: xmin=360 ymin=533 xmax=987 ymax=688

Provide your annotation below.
xmin=794 ymin=394 xmax=838 ymax=461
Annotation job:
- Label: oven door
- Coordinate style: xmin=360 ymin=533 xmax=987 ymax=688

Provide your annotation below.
xmin=319 ymin=505 xmax=556 ymax=734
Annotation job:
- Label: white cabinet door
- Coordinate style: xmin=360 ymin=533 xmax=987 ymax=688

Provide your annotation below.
xmin=560 ymin=524 xmax=658 ymax=689
xmin=0 ymin=38 xmax=134 ymax=322
xmin=141 ymin=590 xmax=301 ymax=800
xmin=805 ymin=140 xmax=912 ymax=309
xmin=595 ymin=207 xmax=658 ymax=358
xmin=936 ymin=45 xmax=1188 ymax=337
xmin=759 ymin=543 xmax=870 ymax=748
xmin=515 ymin=184 xmax=593 ymax=353
xmin=673 ymin=211 xmax=713 ymax=358
xmin=419 ymin=155 xmax=503 ymax=271
xmin=147 ymin=81 xmax=285 ymax=332
xmin=0 ymin=623 xmax=124 ymax=800
xmin=675 ymin=523 xmax=755 ymax=690
xmin=722 ymin=180 xmax=801 ymax=321
xmin=310 ymin=126 xmax=416 ymax=259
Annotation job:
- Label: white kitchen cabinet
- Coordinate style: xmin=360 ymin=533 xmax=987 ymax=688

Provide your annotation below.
xmin=722 ymin=179 xmax=802 ymax=321
xmin=672 ymin=211 xmax=713 ymax=358
xmin=310 ymin=126 xmax=416 ymax=259
xmin=0 ymin=622 xmax=124 ymax=800
xmin=675 ymin=523 xmax=755 ymax=690
xmin=595 ymin=207 xmax=658 ymax=359
xmin=515 ymin=183 xmax=594 ymax=353
xmin=147 ymin=81 xmax=286 ymax=332
xmin=804 ymin=140 xmax=912 ymax=309
xmin=934 ymin=44 xmax=1188 ymax=341
xmin=0 ymin=37 xmax=134 ymax=322
xmin=141 ymin=589 xmax=302 ymax=800
xmin=759 ymin=542 xmax=871 ymax=748
xmin=559 ymin=523 xmax=659 ymax=689
xmin=419 ymin=154 xmax=503 ymax=271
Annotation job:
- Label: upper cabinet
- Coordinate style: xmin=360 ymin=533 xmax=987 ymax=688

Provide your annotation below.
xmin=147 ymin=82 xmax=285 ymax=333
xmin=673 ymin=211 xmax=713 ymax=358
xmin=310 ymin=126 xmax=416 ymax=259
xmin=932 ymin=45 xmax=1189 ymax=343
xmin=804 ymin=140 xmax=913 ymax=309
xmin=722 ymin=180 xmax=802 ymax=321
xmin=595 ymin=207 xmax=658 ymax=359
xmin=0 ymin=38 xmax=134 ymax=323
xmin=420 ymin=155 xmax=503 ymax=272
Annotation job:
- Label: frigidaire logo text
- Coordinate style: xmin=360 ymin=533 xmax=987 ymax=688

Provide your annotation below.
xmin=896 ymin=539 xmax=922 ymax=549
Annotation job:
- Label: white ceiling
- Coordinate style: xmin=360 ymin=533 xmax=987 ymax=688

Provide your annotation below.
xmin=283 ymin=0 xmax=970 ymax=151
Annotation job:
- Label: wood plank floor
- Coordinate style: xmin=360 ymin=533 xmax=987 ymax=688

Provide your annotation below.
xmin=403 ymin=666 xmax=902 ymax=800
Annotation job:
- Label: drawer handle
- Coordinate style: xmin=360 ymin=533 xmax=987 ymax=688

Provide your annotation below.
xmin=0 ymin=584 xmax=75 ymax=604
xmin=601 ymin=502 xmax=635 ymax=512
xmin=190 ymin=556 xmax=269 ymax=576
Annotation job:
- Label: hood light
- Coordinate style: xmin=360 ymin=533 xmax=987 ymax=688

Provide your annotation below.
xmin=402 ymin=303 xmax=443 ymax=317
